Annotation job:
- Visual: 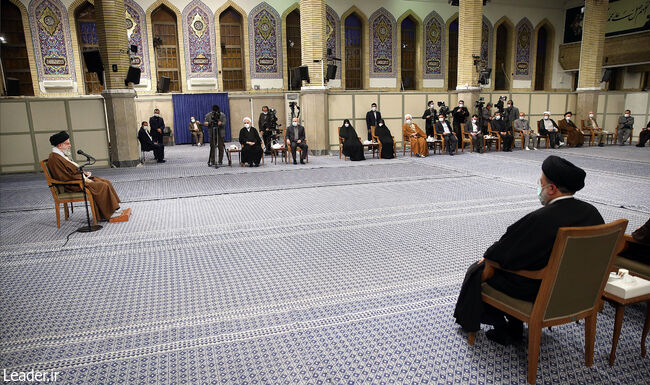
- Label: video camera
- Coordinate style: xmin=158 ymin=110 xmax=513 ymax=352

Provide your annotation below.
xmin=437 ymin=101 xmax=450 ymax=117
xmin=475 ymin=97 xmax=485 ymax=113
xmin=494 ymin=95 xmax=508 ymax=115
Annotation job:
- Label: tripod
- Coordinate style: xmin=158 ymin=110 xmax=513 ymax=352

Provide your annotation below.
xmin=77 ymin=159 xmax=102 ymax=233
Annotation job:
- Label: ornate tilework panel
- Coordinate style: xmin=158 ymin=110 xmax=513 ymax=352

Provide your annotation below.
xmin=514 ymin=18 xmax=533 ymax=80
xmin=182 ymin=0 xmax=217 ymax=78
xmin=326 ymin=5 xmax=340 ymax=79
xmin=248 ymin=2 xmax=282 ymax=79
xmin=28 ymin=0 xmax=75 ymax=80
xmin=369 ymin=8 xmax=396 ymax=78
xmin=423 ymin=11 xmax=444 ymax=80
xmin=481 ymin=16 xmax=492 ymax=70
xmin=125 ymin=0 xmax=150 ymax=79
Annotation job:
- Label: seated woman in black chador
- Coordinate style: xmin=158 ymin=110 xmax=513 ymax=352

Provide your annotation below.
xmin=374 ymin=118 xmax=395 ymax=159
xmin=339 ymin=119 xmax=365 ymax=161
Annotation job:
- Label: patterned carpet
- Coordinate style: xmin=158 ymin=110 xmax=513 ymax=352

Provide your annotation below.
xmin=1 ymin=144 xmax=648 ymax=384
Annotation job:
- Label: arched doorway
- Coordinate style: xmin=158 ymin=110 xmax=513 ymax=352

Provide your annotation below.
xmin=286 ymin=9 xmax=301 ymax=91
xmin=344 ymin=13 xmax=362 ymax=90
xmin=75 ymin=1 xmax=103 ymax=94
xmin=534 ymin=24 xmax=553 ymax=91
xmin=400 ymin=16 xmax=416 ymax=90
xmin=448 ymin=18 xmax=458 ymax=91
xmin=494 ymin=23 xmax=511 ymax=90
xmin=1 ymin=0 xmax=34 ymax=95
xmin=219 ymin=7 xmax=245 ymax=91
xmin=152 ymin=5 xmax=181 ymax=92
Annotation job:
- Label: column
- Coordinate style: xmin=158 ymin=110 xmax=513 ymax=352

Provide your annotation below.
xmin=95 ymin=0 xmax=141 ymax=167
xmin=456 ymin=0 xmax=483 ymax=113
xmin=299 ymin=0 xmax=328 ymax=153
xmin=576 ymin=0 xmax=608 ymax=121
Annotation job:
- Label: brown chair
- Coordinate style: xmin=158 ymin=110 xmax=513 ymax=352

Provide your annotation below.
xmin=613 ymin=127 xmax=633 ymax=145
xmin=41 ymin=159 xmax=98 ymax=228
xmin=511 ymin=121 xmax=527 ymax=150
xmin=487 ymin=122 xmax=502 ymax=151
xmin=468 ymin=219 xmax=628 ymax=384
xmin=580 ymin=120 xmax=595 ymax=146
xmin=435 ymin=126 xmax=459 ymax=154
xmin=339 ymin=126 xmax=363 ymax=161
xmin=287 ymin=138 xmax=308 ymax=163
xmin=372 ymin=127 xmax=396 ymax=159
xmin=403 ymin=133 xmax=413 ymax=156
xmin=459 ymin=123 xmax=475 ymax=153
xmin=613 ymin=234 xmax=650 ymax=281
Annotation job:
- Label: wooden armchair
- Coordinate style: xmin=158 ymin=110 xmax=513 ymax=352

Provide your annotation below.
xmin=487 ymin=122 xmax=502 ymax=151
xmin=435 ymin=129 xmax=458 ymax=154
xmin=339 ymin=127 xmax=363 ymax=161
xmin=41 ymin=159 xmax=98 ymax=228
xmin=468 ymin=219 xmax=628 ymax=384
xmin=459 ymin=123 xmax=475 ymax=153
xmin=613 ymin=126 xmax=633 ymax=145
xmin=580 ymin=120 xmax=595 ymax=146
xmin=372 ymin=127 xmax=396 ymax=159
xmin=613 ymin=234 xmax=650 ymax=281
xmin=512 ymin=121 xmax=526 ymax=150
xmin=287 ymin=137 xmax=309 ymax=163
xmin=403 ymin=132 xmax=413 ymax=156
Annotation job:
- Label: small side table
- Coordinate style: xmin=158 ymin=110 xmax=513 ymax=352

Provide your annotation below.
xmin=363 ymin=142 xmax=378 ymax=158
xmin=602 ymin=290 xmax=650 ymax=365
xmin=226 ymin=149 xmax=241 ymax=166
xmin=271 ymin=147 xmax=287 ymax=165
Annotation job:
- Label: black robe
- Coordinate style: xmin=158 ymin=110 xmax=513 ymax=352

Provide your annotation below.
xmin=340 ymin=126 xmax=365 ymax=161
xmin=374 ymin=125 xmax=395 ymax=159
xmin=239 ymin=126 xmax=263 ymax=165
xmin=454 ymin=197 xmax=604 ymax=332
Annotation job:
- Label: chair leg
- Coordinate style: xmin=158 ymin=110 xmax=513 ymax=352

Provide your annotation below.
xmin=55 ymin=203 xmax=61 ymax=228
xmin=585 ymin=314 xmax=596 ymax=367
xmin=468 ymin=332 xmax=476 ymax=346
xmin=528 ymin=325 xmax=542 ymax=384
xmin=63 ymin=202 xmax=69 ymax=220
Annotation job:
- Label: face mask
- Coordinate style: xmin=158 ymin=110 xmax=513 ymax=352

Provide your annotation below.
xmin=244 ymin=123 xmax=250 ymax=128
xmin=495 ymin=116 xmax=501 ymax=120
xmin=625 ymin=114 xmax=630 ymax=117
xmin=154 ymin=113 xmax=160 ymax=117
xmin=459 ymin=104 xmax=464 ymax=107
xmin=438 ymin=118 xmax=444 ymax=122
xmin=292 ymin=122 xmax=298 ymax=126
xmin=263 ymin=111 xmax=267 ymax=114
xmin=344 ymin=123 xmax=349 ymax=127
xmin=406 ymin=119 xmax=412 ymax=124
xmin=519 ymin=116 xmax=525 ymax=120
xmin=143 ymin=126 xmax=148 ymax=129
xmin=507 ymin=104 xmax=512 ymax=108
xmin=544 ymin=116 xmax=549 ymax=120
xmin=372 ymin=107 xmax=376 ymax=111
xmin=472 ymin=119 xmax=478 ymax=123
xmin=429 ymin=105 xmax=434 ymax=109
xmin=589 ymin=114 xmax=594 ymax=118
xmin=536 ymin=185 xmax=546 ymax=205
xmin=378 ymin=123 xmax=383 ymax=127
xmin=565 ymin=117 xmax=571 ymax=121
xmin=191 ymin=118 xmax=195 ymax=122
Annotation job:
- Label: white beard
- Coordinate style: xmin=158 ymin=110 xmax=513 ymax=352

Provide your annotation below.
xmin=62 ymin=148 xmax=72 ymax=158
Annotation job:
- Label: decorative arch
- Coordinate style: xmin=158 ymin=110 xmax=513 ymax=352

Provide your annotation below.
xmin=340 ymin=6 xmax=368 ymax=89
xmin=422 ymin=10 xmax=444 ymax=80
xmin=215 ymin=1 xmax=250 ymax=91
xmin=514 ymin=17 xmax=533 ymax=81
xmin=397 ymin=10 xmax=422 ymax=90
xmin=182 ymin=0 xmax=217 ymax=80
xmin=4 ymin=0 xmax=38 ymax=95
xmin=492 ymin=16 xmax=514 ymax=90
xmin=146 ymin=0 xmax=186 ymax=92
xmin=326 ymin=5 xmax=340 ymax=80
xmin=445 ymin=13 xmax=458 ymax=90
xmin=368 ymin=7 xmax=396 ymax=78
xmin=281 ymin=2 xmax=300 ymax=90
xmin=533 ymin=18 xmax=556 ymax=91
xmin=125 ymin=0 xmax=150 ymax=81
xmin=248 ymin=2 xmax=283 ymax=80
xmin=481 ymin=16 xmax=492 ymax=70
xmin=28 ymin=0 xmax=76 ymax=86
xmin=67 ymin=0 xmax=92 ymax=94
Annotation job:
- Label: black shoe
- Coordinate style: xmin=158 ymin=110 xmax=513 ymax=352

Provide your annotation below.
xmin=208 ymin=161 xmax=214 ymax=166
xmin=599 ymin=143 xmax=605 ymax=147
xmin=636 ymin=143 xmax=644 ymax=147
xmin=300 ymin=159 xmax=305 ymax=164
xmin=486 ymin=327 xmax=513 ymax=346
xmin=157 ymin=159 xmax=166 ymax=163
xmin=293 ymin=160 xmax=297 ymax=165
xmin=506 ymin=319 xmax=524 ymax=342
xmin=254 ymin=164 xmax=260 ymax=167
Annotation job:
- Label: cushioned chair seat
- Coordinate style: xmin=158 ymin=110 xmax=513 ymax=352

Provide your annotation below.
xmin=614 ymin=257 xmax=650 ymax=281
xmin=57 ymin=192 xmax=86 ymax=200
xmin=481 ymin=282 xmax=534 ymax=316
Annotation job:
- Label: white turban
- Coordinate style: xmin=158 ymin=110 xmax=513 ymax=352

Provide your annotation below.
xmin=243 ymin=117 xmax=251 ymax=123
xmin=405 ymin=114 xmax=412 ymax=120
xmin=543 ymin=111 xmax=550 ymax=115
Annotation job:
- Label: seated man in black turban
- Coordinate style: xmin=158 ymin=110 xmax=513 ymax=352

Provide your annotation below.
xmin=454 ymin=155 xmax=604 ymax=345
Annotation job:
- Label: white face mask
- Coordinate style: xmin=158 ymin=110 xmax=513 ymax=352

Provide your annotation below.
xmin=519 ymin=116 xmax=525 ymax=120
xmin=244 ymin=123 xmax=250 ymax=128
xmin=544 ymin=116 xmax=549 ymax=120
xmin=292 ymin=122 xmax=298 ymax=126
xmin=263 ymin=111 xmax=268 ymax=114
xmin=154 ymin=113 xmax=160 ymax=117
xmin=536 ymin=184 xmax=548 ymax=206
xmin=624 ymin=113 xmax=630 ymax=117
xmin=429 ymin=105 xmax=434 ymax=109
xmin=507 ymin=104 xmax=512 ymax=108
xmin=191 ymin=118 xmax=195 ymax=122
xmin=344 ymin=123 xmax=349 ymax=127
xmin=472 ymin=119 xmax=478 ymax=123
xmin=378 ymin=123 xmax=383 ymax=127
xmin=459 ymin=104 xmax=464 ymax=107
xmin=438 ymin=118 xmax=444 ymax=122
xmin=406 ymin=119 xmax=412 ymax=124
xmin=495 ymin=116 xmax=501 ymax=120
xmin=371 ymin=107 xmax=376 ymax=111
xmin=565 ymin=117 xmax=571 ymax=121
xmin=589 ymin=114 xmax=594 ymax=118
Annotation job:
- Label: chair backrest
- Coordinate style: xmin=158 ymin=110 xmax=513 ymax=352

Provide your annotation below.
xmin=536 ymin=219 xmax=628 ymax=322
xmin=40 ymin=160 xmax=65 ymax=196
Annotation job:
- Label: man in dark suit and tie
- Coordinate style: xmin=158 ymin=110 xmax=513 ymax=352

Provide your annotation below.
xmin=138 ymin=121 xmax=165 ymax=163
xmin=365 ymin=103 xmax=381 ymax=141
xmin=149 ymin=108 xmax=165 ymax=145
xmin=286 ymin=117 xmax=308 ymax=164
xmin=422 ymin=100 xmax=437 ymax=138
xmin=435 ymin=113 xmax=458 ymax=156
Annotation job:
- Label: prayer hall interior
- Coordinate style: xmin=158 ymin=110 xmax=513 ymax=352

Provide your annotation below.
xmin=1 ymin=0 xmax=650 ymax=384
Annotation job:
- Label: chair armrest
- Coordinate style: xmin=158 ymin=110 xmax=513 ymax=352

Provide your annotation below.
xmin=484 ymin=259 xmax=546 ymax=280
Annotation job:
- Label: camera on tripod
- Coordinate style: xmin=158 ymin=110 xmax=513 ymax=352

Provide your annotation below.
xmin=475 ymin=97 xmax=485 ymax=112
xmin=494 ymin=95 xmax=508 ymax=115
xmin=437 ymin=101 xmax=450 ymax=117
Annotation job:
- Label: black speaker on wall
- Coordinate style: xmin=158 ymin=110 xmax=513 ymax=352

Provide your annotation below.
xmin=125 ymin=66 xmax=141 ymax=86
xmin=326 ymin=64 xmax=337 ymax=81
xmin=5 ymin=78 xmax=20 ymax=96
xmin=298 ymin=65 xmax=310 ymax=83
xmin=158 ymin=76 xmax=170 ymax=93
xmin=601 ymin=69 xmax=612 ymax=83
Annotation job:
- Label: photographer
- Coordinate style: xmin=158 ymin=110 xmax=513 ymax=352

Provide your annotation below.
xmin=204 ymin=105 xmax=227 ymax=168
xmin=258 ymin=106 xmax=276 ymax=155
xmin=421 ymin=101 xmax=437 ymax=138
xmin=452 ymin=100 xmax=469 ymax=143
xmin=481 ymin=103 xmax=493 ymax=134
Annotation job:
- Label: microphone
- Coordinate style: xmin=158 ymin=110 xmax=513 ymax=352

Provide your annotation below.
xmin=77 ymin=149 xmax=95 ymax=160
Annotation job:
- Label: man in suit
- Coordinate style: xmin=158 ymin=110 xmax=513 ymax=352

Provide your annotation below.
xmin=466 ymin=114 xmax=484 ymax=153
xmin=435 ymin=113 xmax=458 ymax=156
xmin=481 ymin=103 xmax=493 ymax=134
xmin=138 ymin=121 xmax=165 ymax=163
xmin=637 ymin=120 xmax=650 ymax=147
xmin=538 ymin=111 xmax=564 ymax=149
xmin=286 ymin=117 xmax=308 ymax=164
xmin=149 ymin=108 xmax=165 ymax=145
xmin=422 ymin=100 xmax=437 ymax=138
xmin=204 ymin=105 xmax=227 ymax=168
xmin=188 ymin=116 xmax=203 ymax=146
xmin=617 ymin=109 xmax=634 ymax=145
xmin=258 ymin=106 xmax=275 ymax=154
xmin=452 ymin=100 xmax=470 ymax=143
xmin=491 ymin=111 xmax=513 ymax=151
xmin=583 ymin=111 xmax=606 ymax=147
xmin=454 ymin=155 xmax=604 ymax=345
xmin=503 ymin=100 xmax=520 ymax=129
xmin=365 ymin=103 xmax=381 ymax=141
xmin=514 ymin=112 xmax=536 ymax=150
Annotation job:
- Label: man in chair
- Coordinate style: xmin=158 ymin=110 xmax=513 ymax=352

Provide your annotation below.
xmin=454 ymin=155 xmax=604 ymax=345
xmin=138 ymin=121 xmax=165 ymax=163
xmin=286 ymin=117 xmax=308 ymax=164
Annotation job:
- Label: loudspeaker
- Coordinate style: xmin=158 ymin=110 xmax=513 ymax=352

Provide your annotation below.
xmin=82 ymin=50 xmax=103 ymax=73
xmin=298 ymin=65 xmax=310 ymax=82
xmin=601 ymin=69 xmax=612 ymax=83
xmin=291 ymin=67 xmax=302 ymax=89
xmin=326 ymin=64 xmax=337 ymax=80
xmin=5 ymin=78 xmax=20 ymax=96
xmin=158 ymin=76 xmax=170 ymax=93
xmin=125 ymin=66 xmax=141 ymax=85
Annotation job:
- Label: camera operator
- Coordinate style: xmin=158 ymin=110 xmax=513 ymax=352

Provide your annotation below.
xmin=258 ymin=106 xmax=276 ymax=155
xmin=481 ymin=102 xmax=493 ymax=134
xmin=421 ymin=100 xmax=437 ymax=138
xmin=452 ymin=100 xmax=470 ymax=143
xmin=204 ymin=105 xmax=227 ymax=168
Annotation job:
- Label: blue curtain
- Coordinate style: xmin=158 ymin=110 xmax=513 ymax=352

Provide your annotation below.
xmin=172 ymin=93 xmax=231 ymax=144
